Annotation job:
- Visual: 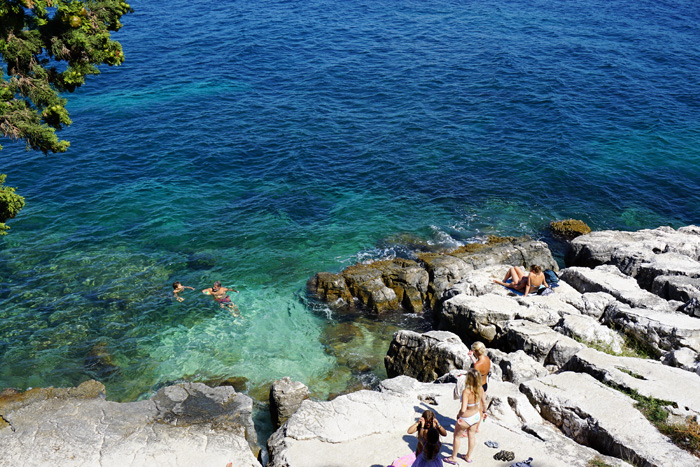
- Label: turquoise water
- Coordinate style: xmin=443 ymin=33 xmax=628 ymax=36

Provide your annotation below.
xmin=2 ymin=0 xmax=700 ymax=421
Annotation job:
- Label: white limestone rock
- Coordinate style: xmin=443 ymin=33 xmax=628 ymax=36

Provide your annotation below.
xmin=440 ymin=293 xmax=523 ymax=343
xmin=559 ymin=265 xmax=673 ymax=311
xmin=520 ymin=372 xmax=699 ymax=467
xmin=492 ymin=349 xmax=549 ymax=386
xmin=502 ymin=320 xmax=584 ymax=367
xmin=268 ymin=376 xmax=628 ymax=467
xmin=603 ymin=302 xmax=700 ymax=356
xmin=0 ymin=381 xmax=261 ymax=467
xmin=565 ymin=225 xmax=700 ymax=275
xmin=563 ymin=348 xmax=700 ymax=417
xmin=270 ymin=377 xmax=310 ymax=429
xmin=554 ymin=313 xmax=626 ymax=354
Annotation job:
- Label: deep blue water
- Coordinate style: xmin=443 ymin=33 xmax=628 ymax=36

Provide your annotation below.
xmin=2 ymin=0 xmax=699 ymax=421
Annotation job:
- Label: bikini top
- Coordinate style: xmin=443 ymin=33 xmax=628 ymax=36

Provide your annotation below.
xmin=462 ymin=390 xmax=479 ymax=407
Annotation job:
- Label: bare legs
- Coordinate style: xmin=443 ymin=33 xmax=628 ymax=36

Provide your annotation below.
xmin=446 ymin=419 xmax=477 ymax=463
xmin=475 ymin=390 xmax=488 ymax=432
xmin=494 ymin=266 xmax=526 ymax=289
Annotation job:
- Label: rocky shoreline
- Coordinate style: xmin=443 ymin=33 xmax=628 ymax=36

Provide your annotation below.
xmin=2 ymin=225 xmax=700 ymax=466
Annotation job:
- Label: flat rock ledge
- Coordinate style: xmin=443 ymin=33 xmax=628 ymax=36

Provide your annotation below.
xmin=267 ymin=376 xmax=627 ymax=467
xmin=307 ymin=237 xmax=558 ymax=313
xmin=521 ymin=372 xmax=699 ymax=467
xmin=0 ymin=381 xmax=261 ymax=467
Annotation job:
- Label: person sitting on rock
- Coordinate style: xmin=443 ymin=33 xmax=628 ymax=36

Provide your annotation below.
xmin=444 ymin=369 xmax=482 ymax=465
xmin=411 ymin=427 xmax=444 ymax=466
xmin=408 ymin=409 xmax=447 ymax=456
xmin=494 ymin=264 xmax=547 ymax=297
xmin=469 ymin=341 xmax=491 ymax=431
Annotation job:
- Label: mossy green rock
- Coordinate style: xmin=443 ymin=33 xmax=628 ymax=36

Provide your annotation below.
xmin=550 ymin=219 xmax=592 ymax=240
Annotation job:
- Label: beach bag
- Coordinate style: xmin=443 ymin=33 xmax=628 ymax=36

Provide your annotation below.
xmin=390 ymin=452 xmax=416 ymax=467
xmin=453 ymin=372 xmax=467 ymax=400
xmin=544 ymin=269 xmax=559 ymax=286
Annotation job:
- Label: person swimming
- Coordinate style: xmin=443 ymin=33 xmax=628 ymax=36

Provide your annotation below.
xmin=172 ymin=281 xmax=194 ymax=302
xmin=202 ymin=280 xmax=240 ymax=315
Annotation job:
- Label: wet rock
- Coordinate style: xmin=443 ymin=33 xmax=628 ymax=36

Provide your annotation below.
xmin=270 ymin=377 xmax=309 ymax=429
xmin=550 ymin=219 xmax=592 ymax=240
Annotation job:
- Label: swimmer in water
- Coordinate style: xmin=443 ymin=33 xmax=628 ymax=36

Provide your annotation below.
xmin=172 ymin=281 xmax=195 ymax=302
xmin=202 ymin=280 xmax=240 ymax=315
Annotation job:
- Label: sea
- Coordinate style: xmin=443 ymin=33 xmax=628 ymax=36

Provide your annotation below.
xmin=2 ymin=0 xmax=699 ymax=439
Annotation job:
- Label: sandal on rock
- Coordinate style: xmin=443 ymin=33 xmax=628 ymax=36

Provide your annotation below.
xmin=458 ymin=453 xmax=473 ymax=463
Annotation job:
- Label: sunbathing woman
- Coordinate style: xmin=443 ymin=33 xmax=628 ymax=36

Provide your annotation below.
xmin=444 ymin=369 xmax=482 ymax=465
xmin=494 ymin=264 xmax=547 ymax=297
xmin=407 ymin=409 xmax=447 ymax=456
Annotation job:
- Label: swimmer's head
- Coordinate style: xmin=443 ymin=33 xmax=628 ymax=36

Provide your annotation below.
xmin=173 ymin=281 xmax=181 ymax=289
xmin=213 ymin=280 xmax=222 ymax=290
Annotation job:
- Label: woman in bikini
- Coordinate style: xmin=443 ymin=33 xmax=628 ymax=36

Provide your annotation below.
xmin=493 ymin=264 xmax=547 ymax=297
xmin=469 ymin=341 xmax=491 ymax=431
xmin=407 ymin=409 xmax=447 ymax=456
xmin=444 ymin=369 xmax=482 ymax=465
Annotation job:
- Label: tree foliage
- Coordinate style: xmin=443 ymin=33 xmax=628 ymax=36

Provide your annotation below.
xmin=0 ymin=0 xmax=132 ymax=234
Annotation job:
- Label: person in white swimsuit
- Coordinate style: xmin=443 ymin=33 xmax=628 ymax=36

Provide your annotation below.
xmin=444 ymin=369 xmax=482 ymax=465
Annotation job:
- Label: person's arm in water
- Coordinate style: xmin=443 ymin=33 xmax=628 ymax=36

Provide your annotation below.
xmin=223 ymin=286 xmax=239 ymax=293
xmin=202 ymin=288 xmax=212 ymax=295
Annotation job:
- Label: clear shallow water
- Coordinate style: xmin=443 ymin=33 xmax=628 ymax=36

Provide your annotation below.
xmin=2 ymin=0 xmax=699 ymax=420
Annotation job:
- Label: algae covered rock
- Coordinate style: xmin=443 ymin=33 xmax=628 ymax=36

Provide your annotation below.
xmin=550 ymin=219 xmax=592 ymax=240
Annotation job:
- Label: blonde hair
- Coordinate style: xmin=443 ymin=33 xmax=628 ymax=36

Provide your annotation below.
xmin=471 ymin=341 xmax=486 ymax=357
xmin=466 ymin=368 xmax=483 ymax=399
xmin=530 ymin=265 xmax=542 ymax=274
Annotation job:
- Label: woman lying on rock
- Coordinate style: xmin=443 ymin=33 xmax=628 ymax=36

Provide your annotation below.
xmin=494 ymin=265 xmax=547 ymax=297
xmin=444 ymin=369 xmax=483 ymax=465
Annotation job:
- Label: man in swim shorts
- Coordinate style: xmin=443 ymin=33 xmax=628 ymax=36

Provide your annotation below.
xmin=202 ymin=280 xmax=240 ymax=313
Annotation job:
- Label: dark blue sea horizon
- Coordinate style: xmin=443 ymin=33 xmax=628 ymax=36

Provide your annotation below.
xmin=1 ymin=0 xmax=699 ymax=431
